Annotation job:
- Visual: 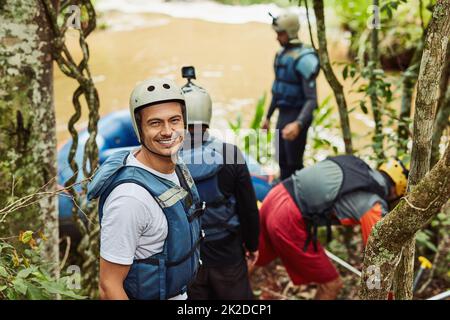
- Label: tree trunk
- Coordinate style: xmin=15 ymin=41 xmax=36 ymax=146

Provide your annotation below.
xmin=360 ymin=144 xmax=450 ymax=299
xmin=312 ymin=0 xmax=353 ymax=155
xmin=392 ymin=239 xmax=415 ymax=299
xmin=435 ymin=42 xmax=450 ymax=117
xmin=409 ymin=0 xmax=450 ymax=187
xmin=361 ymin=0 xmax=450 ymax=299
xmin=417 ymin=201 xmax=450 ymax=294
xmin=369 ymin=0 xmax=384 ymax=161
xmin=430 ymin=89 xmax=450 ymax=167
xmin=394 ymin=0 xmax=450 ymax=300
xmin=0 ymin=0 xmax=59 ymax=270
xmin=397 ymin=41 xmax=424 ymax=156
xmin=430 ymin=44 xmax=450 ymax=167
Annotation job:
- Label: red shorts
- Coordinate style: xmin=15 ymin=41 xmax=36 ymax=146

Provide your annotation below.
xmin=256 ymin=183 xmax=339 ymax=285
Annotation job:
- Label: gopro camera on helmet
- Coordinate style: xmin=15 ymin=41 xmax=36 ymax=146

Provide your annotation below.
xmin=182 ymin=66 xmax=196 ymax=81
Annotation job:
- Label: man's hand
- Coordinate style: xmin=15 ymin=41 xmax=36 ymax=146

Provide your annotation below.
xmin=282 ymin=121 xmax=302 ymax=141
xmin=246 ymin=250 xmax=259 ymax=274
xmin=99 ymin=258 xmax=131 ymax=300
xmin=261 ymin=119 xmax=270 ymax=130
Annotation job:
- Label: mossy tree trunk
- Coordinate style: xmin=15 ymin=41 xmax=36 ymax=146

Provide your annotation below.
xmin=430 ymin=43 xmax=450 ymax=167
xmin=360 ymin=0 xmax=450 ymax=300
xmin=397 ymin=41 xmax=424 ymax=156
xmin=0 ymin=0 xmax=59 ymax=270
xmin=360 ymin=145 xmax=450 ymax=299
xmin=396 ymin=2 xmax=450 ymax=300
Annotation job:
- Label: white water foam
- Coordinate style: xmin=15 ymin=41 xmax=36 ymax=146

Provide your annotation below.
xmin=96 ymin=0 xmax=312 ymax=25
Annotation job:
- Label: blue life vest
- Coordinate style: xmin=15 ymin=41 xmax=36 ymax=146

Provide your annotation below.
xmin=87 ymin=150 xmax=204 ymax=300
xmin=180 ymin=137 xmax=240 ymax=242
xmin=272 ymin=44 xmax=319 ymax=109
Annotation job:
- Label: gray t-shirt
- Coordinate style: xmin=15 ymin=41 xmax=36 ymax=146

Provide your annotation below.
xmin=334 ymin=191 xmax=388 ymax=221
xmin=291 ymin=159 xmax=389 ymax=222
xmin=100 ymin=149 xmax=186 ymax=300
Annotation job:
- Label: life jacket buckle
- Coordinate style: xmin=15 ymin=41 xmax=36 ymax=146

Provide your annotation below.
xmin=200 ymin=229 xmax=206 ymax=240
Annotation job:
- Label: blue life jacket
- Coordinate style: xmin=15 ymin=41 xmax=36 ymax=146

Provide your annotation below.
xmin=272 ymin=44 xmax=319 ymax=109
xmin=87 ymin=150 xmax=204 ymax=300
xmin=180 ymin=137 xmax=240 ymax=242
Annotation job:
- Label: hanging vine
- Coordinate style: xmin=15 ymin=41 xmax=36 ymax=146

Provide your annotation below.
xmin=41 ymin=0 xmax=100 ymax=298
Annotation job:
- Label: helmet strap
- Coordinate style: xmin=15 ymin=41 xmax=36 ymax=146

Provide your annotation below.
xmin=395 ymin=157 xmax=409 ymax=178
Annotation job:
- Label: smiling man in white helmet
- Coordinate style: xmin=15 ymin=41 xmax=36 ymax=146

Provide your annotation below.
xmin=263 ymin=10 xmax=320 ymax=180
xmin=87 ymin=78 xmax=204 ymax=300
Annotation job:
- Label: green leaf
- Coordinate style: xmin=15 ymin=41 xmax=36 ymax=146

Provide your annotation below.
xmin=20 ymin=231 xmax=33 ymax=244
xmin=6 ymin=289 xmax=18 ymax=300
xmin=360 ymin=101 xmax=368 ymax=114
xmin=12 ymin=278 xmax=27 ymax=295
xmin=250 ymin=93 xmax=266 ymax=130
xmin=437 ymin=213 xmax=447 ymax=221
xmin=342 ymin=65 xmax=349 ymax=80
xmin=318 ymin=95 xmax=332 ymax=109
xmin=26 ymin=283 xmax=46 ymax=300
xmin=315 ymin=106 xmax=333 ymax=126
xmin=386 ymin=7 xmax=393 ymax=19
xmin=0 ymin=266 xmax=9 ymax=278
xmin=17 ymin=267 xmax=37 ymax=279
xmin=40 ymin=281 xmax=85 ymax=300
xmin=424 ymin=241 xmax=438 ymax=253
xmin=0 ymin=242 xmax=14 ymax=252
xmin=228 ymin=112 xmax=242 ymax=133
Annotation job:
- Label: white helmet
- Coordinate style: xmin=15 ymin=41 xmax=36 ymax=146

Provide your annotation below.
xmin=129 ymin=78 xmax=186 ymax=143
xmin=271 ymin=11 xmax=300 ymax=40
xmin=182 ymin=83 xmax=212 ymax=127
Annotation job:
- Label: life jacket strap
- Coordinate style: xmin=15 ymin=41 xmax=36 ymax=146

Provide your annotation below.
xmin=187 ymin=201 xmax=206 ymax=223
xmin=135 ymin=232 xmax=205 ymax=267
xmin=283 ymin=177 xmax=333 ymax=253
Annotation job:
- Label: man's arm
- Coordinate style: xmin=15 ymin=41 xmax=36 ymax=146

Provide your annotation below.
xmin=262 ymin=99 xmax=277 ymax=130
xmin=99 ymin=258 xmax=131 ymax=300
xmin=295 ymin=51 xmax=319 ymax=127
xmin=281 ymin=78 xmax=318 ymax=141
xmin=281 ymin=54 xmax=319 ymax=140
xmin=266 ymin=98 xmax=277 ymax=121
xmin=99 ymin=186 xmax=151 ymax=300
xmin=233 ymin=146 xmax=260 ymax=255
xmin=295 ymin=76 xmax=318 ymax=128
